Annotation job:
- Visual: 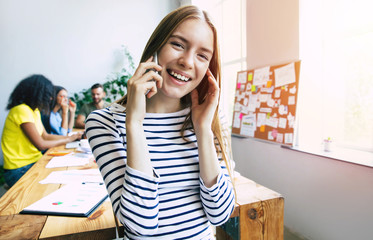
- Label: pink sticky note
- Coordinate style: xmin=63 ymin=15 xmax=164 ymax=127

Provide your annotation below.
xmin=272 ymin=129 xmax=278 ymax=138
xmin=237 ymin=83 xmax=241 ymax=89
xmin=239 ymin=113 xmax=243 ymax=119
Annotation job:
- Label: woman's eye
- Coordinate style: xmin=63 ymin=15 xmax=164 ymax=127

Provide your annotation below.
xmin=171 ymin=42 xmax=184 ymax=49
xmin=198 ymin=54 xmax=209 ymax=61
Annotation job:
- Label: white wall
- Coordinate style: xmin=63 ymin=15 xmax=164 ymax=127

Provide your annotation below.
xmin=0 ymin=0 xmax=180 ymax=165
xmin=232 ymin=138 xmax=373 ymax=240
xmin=235 ymin=0 xmax=373 ymax=240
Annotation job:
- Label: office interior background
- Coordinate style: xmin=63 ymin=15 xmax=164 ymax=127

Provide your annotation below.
xmin=0 ymin=0 xmax=372 ymax=239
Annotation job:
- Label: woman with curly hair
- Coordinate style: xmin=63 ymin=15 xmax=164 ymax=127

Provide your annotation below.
xmin=1 ymin=74 xmax=82 ymax=187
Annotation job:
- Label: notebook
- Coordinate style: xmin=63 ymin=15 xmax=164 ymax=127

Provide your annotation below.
xmin=20 ymin=183 xmax=108 ymax=217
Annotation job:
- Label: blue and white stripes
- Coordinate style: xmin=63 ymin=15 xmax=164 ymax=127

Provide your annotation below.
xmin=85 ymin=103 xmax=235 ymax=239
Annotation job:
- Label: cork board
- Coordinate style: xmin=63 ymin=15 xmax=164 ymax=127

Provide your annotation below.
xmin=231 ymin=61 xmax=301 ymax=146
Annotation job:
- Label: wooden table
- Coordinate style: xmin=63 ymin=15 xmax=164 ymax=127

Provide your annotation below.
xmin=0 ymin=145 xmax=283 ymax=239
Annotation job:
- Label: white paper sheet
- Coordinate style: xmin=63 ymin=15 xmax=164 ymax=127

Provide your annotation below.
xmin=46 ymin=153 xmax=92 ymax=168
xmin=39 ymin=169 xmax=103 ymax=184
xmin=274 ymin=62 xmax=296 ymax=87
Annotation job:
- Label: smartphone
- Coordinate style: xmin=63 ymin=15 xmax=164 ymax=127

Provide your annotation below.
xmin=145 ymin=52 xmax=158 ymax=95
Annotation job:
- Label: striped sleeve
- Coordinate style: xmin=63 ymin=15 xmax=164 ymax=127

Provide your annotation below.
xmin=85 ymin=109 xmax=160 ymax=235
xmin=199 ymin=110 xmax=235 ymax=226
xmin=199 ymin=165 xmax=235 ymax=226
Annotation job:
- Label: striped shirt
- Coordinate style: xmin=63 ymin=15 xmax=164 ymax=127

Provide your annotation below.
xmin=85 ymin=103 xmax=235 ymax=239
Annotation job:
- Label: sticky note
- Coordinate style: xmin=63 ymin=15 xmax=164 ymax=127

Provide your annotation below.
xmin=248 ymin=73 xmax=253 ymax=81
xmin=239 ymin=113 xmax=243 ymax=119
xmin=260 ymin=125 xmax=265 ymax=132
xmin=237 ymin=83 xmax=241 ymax=89
xmin=266 ymin=80 xmax=272 ymax=88
xmin=272 ymin=129 xmax=278 ymax=138
xmin=251 ymin=85 xmax=256 ymax=92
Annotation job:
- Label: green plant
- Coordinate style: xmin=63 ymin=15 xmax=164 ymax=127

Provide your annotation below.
xmin=71 ymin=45 xmax=135 ymax=113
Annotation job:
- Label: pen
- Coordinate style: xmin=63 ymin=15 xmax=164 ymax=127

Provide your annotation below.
xmin=82 ymin=182 xmax=103 ymax=185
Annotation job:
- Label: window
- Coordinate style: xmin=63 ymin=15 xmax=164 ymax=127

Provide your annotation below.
xmin=190 ymin=0 xmax=247 ymax=126
xmin=298 ymin=0 xmax=373 ymax=152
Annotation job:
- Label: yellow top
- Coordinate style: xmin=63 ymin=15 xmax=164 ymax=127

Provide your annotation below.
xmin=1 ymin=104 xmax=43 ymax=169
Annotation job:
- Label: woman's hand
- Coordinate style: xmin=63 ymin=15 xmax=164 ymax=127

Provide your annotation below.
xmin=61 ymin=99 xmax=69 ymax=114
xmin=125 ymin=56 xmax=163 ymax=125
xmin=68 ymin=99 xmax=77 ymax=113
xmin=191 ymin=69 xmax=219 ymax=132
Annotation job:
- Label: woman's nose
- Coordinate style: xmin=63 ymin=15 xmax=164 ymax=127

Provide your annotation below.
xmin=178 ymin=52 xmax=193 ymax=69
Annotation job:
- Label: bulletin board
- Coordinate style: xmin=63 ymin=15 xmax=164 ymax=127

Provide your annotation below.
xmin=231 ymin=61 xmax=301 ymax=146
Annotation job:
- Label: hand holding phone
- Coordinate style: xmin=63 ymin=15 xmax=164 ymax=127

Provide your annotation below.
xmin=145 ymin=52 xmax=159 ymax=96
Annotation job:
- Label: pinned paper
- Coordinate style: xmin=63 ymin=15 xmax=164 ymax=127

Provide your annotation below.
xmin=287 ymin=113 xmax=295 ymax=128
xmin=246 ymin=83 xmax=252 ymax=92
xmin=234 ymin=102 xmax=242 ymax=112
xmin=268 ymin=131 xmax=274 ymax=140
xmin=284 ymin=133 xmax=293 ymax=144
xmin=259 ymin=94 xmax=270 ymax=103
xmin=233 ymin=112 xmax=241 ymax=128
xmin=279 ymin=117 xmax=287 ymax=128
xmin=288 ymin=96 xmax=296 ymax=105
xmin=267 ymin=99 xmax=275 ymax=107
xmin=266 ymin=116 xmax=279 ymax=128
xmin=278 ymin=105 xmax=288 ymax=115
xmin=274 ymin=62 xmax=296 ymax=87
xmin=237 ymin=72 xmax=247 ymax=84
xmin=257 ymin=113 xmax=266 ymax=127
xmin=276 ymin=133 xmax=284 ymax=143
xmin=289 ymin=86 xmax=297 ymax=94
xmin=254 ymin=66 xmax=270 ymax=86
xmin=274 ymin=89 xmax=281 ymax=98
xmin=240 ymin=114 xmax=256 ymax=137
xmin=260 ymin=108 xmax=272 ymax=113
xmin=241 ymin=84 xmax=246 ymax=91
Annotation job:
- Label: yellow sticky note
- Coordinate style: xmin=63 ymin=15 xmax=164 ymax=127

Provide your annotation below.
xmin=248 ymin=73 xmax=253 ymax=81
xmin=266 ymin=80 xmax=272 ymax=88
xmin=251 ymin=85 xmax=256 ymax=92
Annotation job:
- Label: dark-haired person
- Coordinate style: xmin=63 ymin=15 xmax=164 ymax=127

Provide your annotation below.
xmin=42 ymin=86 xmax=80 ymax=136
xmin=74 ymin=83 xmax=110 ymax=129
xmin=1 ymin=75 xmax=83 ymax=187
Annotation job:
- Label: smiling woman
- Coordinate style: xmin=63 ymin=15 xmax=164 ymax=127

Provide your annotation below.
xmin=85 ymin=5 xmax=235 ymax=240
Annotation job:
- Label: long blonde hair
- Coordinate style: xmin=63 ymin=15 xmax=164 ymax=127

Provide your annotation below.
xmin=117 ymin=5 xmax=235 ymax=188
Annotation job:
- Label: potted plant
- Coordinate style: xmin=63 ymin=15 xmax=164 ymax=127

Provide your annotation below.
xmin=71 ymin=45 xmax=135 ymax=113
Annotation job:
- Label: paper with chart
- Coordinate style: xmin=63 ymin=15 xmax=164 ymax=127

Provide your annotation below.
xmin=21 ymin=183 xmax=108 ymax=217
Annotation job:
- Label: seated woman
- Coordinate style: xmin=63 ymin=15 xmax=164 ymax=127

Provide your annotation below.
xmin=43 ymin=86 xmax=77 ymax=136
xmin=1 ymin=74 xmax=83 ymax=187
